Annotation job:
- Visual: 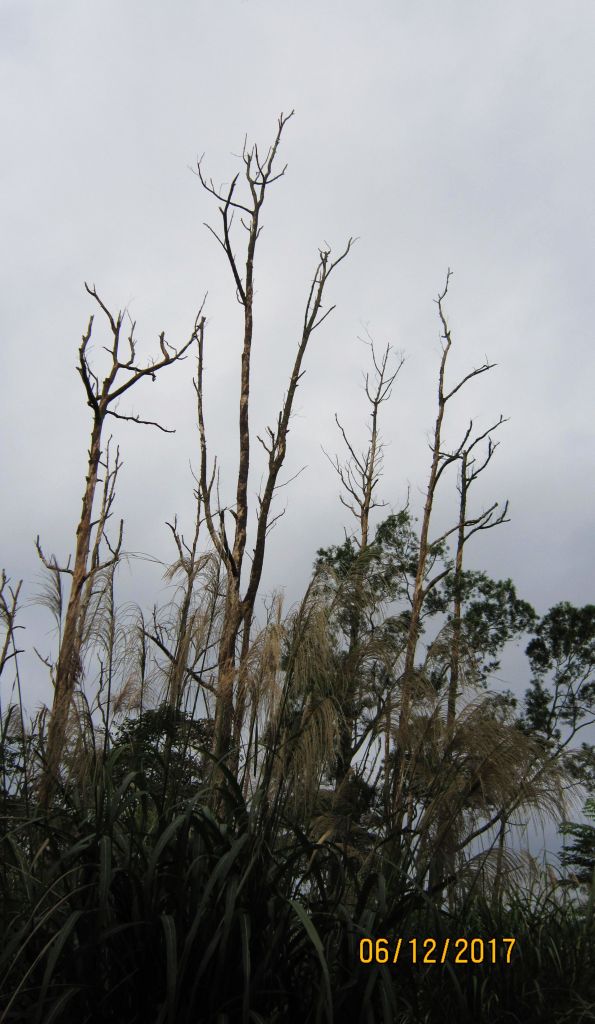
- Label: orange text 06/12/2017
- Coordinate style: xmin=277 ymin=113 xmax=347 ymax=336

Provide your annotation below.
xmin=359 ymin=937 xmax=517 ymax=966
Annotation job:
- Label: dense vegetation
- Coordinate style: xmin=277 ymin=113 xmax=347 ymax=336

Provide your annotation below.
xmin=1 ymin=115 xmax=594 ymax=1022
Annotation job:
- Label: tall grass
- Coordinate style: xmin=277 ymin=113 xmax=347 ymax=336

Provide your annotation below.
xmin=1 ymin=548 xmax=594 ymax=1021
xmin=1 ymin=702 xmax=594 ymax=1023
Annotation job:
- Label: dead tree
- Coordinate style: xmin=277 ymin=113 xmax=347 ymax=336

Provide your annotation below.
xmin=324 ymin=338 xmax=404 ymax=553
xmin=446 ymin=424 xmax=509 ymax=729
xmin=393 ymin=270 xmax=508 ymax=823
xmin=323 ymin=339 xmax=404 ymax=790
xmin=0 ymin=572 xmax=23 ymax=682
xmin=195 ymin=112 xmax=353 ymax=770
xmin=423 ymin=420 xmax=509 ymax=905
xmin=38 ymin=288 xmax=201 ymax=806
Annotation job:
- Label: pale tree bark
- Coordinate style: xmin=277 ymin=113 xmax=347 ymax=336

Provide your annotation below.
xmin=38 ymin=289 xmax=201 ymax=806
xmin=0 ymin=573 xmax=23 ymax=682
xmin=323 ymin=340 xmax=404 ymax=791
xmin=195 ymin=112 xmax=353 ymax=773
xmin=431 ymin=421 xmax=509 ymax=906
xmin=446 ymin=427 xmax=509 ymax=729
xmin=325 ymin=339 xmax=404 ymax=553
xmin=392 ymin=270 xmax=505 ymax=827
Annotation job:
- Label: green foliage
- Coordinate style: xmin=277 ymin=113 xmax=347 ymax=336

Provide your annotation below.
xmin=523 ymin=603 xmax=595 ymax=745
xmin=426 ymin=571 xmax=536 ymax=684
xmin=2 ymin=504 xmax=594 ymax=1022
xmin=1 ymin=769 xmax=594 ymax=1022
xmin=112 ymin=703 xmax=213 ymax=802
xmin=560 ymin=798 xmax=595 ymax=887
xmin=315 ymin=510 xmax=419 ymax=640
xmin=527 ymin=604 xmax=595 ymax=674
xmin=2 ymin=111 xmax=593 ymax=1021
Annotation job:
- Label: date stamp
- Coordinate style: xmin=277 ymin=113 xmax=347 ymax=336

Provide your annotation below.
xmin=359 ymin=937 xmax=516 ymax=966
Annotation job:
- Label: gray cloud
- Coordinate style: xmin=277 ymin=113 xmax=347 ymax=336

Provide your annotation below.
xmin=1 ymin=0 xmax=594 ymax=840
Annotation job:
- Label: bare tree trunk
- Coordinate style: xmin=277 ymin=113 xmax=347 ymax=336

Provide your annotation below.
xmin=324 ymin=341 xmax=403 ymax=794
xmin=492 ymin=813 xmax=508 ymax=908
xmin=213 ymin=583 xmax=243 ymax=769
xmin=0 ymin=573 xmax=23 ymax=681
xmin=195 ymin=113 xmax=353 ymax=778
xmin=38 ymin=292 xmax=199 ymax=806
xmin=447 ymin=450 xmax=467 ymax=731
xmin=392 ymin=270 xmax=501 ymax=834
xmin=398 ymin=281 xmax=452 ymax=746
xmin=39 ymin=417 xmax=102 ymax=805
xmin=425 ymin=412 xmax=508 ymax=902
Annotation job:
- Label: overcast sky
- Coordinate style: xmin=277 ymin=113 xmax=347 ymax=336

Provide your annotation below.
xmin=1 ymin=0 xmax=594 ymax=838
